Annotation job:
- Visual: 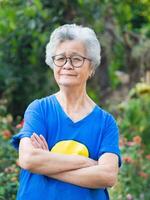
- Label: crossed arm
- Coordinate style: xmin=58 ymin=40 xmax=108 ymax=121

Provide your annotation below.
xmin=18 ymin=133 xmax=119 ymax=188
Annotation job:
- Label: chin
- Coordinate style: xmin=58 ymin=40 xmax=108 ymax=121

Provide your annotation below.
xmin=57 ymin=80 xmax=79 ymax=87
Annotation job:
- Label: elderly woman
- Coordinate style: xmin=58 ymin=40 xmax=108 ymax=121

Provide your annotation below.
xmin=12 ymin=24 xmax=121 ymax=200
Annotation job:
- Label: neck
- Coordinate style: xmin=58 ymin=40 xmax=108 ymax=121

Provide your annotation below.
xmin=55 ymin=85 xmax=92 ymax=112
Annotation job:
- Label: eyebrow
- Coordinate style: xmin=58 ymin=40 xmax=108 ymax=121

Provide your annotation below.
xmin=55 ymin=52 xmax=85 ymax=57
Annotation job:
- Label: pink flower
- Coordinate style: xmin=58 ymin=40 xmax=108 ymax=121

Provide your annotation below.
xmin=16 ymin=119 xmax=24 ymax=129
xmin=127 ymin=141 xmax=135 ymax=146
xmin=126 ymin=193 xmax=133 ymax=200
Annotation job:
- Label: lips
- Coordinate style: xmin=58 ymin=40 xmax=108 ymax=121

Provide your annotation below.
xmin=60 ymin=74 xmax=77 ymax=76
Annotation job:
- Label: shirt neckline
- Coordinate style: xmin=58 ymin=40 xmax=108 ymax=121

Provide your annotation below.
xmin=51 ymin=94 xmax=98 ymax=125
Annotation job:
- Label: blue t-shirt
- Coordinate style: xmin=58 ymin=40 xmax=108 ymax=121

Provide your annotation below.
xmin=12 ymin=95 xmax=121 ymax=200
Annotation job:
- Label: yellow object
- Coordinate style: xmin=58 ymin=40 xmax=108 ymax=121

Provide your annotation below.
xmin=51 ymin=140 xmax=89 ymax=157
xmin=135 ymin=83 xmax=150 ymax=94
xmin=130 ymin=83 xmax=150 ymax=97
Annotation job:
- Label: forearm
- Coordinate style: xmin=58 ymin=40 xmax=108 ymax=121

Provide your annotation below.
xmin=49 ymin=164 xmax=117 ymax=189
xmin=19 ymin=147 xmax=96 ymax=175
xmin=20 ymin=134 xmax=118 ymax=188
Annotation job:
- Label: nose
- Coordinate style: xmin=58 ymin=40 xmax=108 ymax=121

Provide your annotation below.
xmin=62 ymin=58 xmax=74 ymax=69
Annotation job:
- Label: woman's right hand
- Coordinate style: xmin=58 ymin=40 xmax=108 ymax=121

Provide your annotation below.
xmin=30 ymin=133 xmax=49 ymax=151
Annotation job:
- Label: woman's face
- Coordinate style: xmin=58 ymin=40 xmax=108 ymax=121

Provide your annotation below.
xmin=53 ymin=40 xmax=92 ymax=88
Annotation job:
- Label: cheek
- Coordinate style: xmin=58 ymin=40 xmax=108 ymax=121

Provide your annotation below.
xmin=77 ymin=73 xmax=88 ymax=83
xmin=53 ymin=69 xmax=59 ymax=81
xmin=81 ymin=70 xmax=90 ymax=80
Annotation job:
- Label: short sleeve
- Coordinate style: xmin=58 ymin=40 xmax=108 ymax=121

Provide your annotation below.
xmin=11 ymin=99 xmax=47 ymax=150
xmin=98 ymin=114 xmax=122 ymax=167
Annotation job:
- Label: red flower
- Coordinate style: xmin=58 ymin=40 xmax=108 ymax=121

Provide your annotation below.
xmin=139 ymin=171 xmax=149 ymax=179
xmin=16 ymin=119 xmax=24 ymax=129
xmin=146 ymin=154 xmax=150 ymax=160
xmin=123 ymin=156 xmax=134 ymax=164
xmin=2 ymin=130 xmax=12 ymax=139
xmin=133 ymin=135 xmax=142 ymax=144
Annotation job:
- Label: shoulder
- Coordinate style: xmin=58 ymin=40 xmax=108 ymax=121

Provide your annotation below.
xmin=24 ymin=95 xmax=55 ymax=118
xmin=96 ymin=105 xmax=118 ymax=127
xmin=26 ymin=95 xmax=53 ymax=110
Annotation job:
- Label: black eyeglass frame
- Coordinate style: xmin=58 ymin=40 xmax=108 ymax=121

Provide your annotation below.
xmin=51 ymin=54 xmax=91 ymax=68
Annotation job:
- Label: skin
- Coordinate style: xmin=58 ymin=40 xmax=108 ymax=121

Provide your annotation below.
xmin=19 ymin=137 xmax=97 ymax=175
xmin=19 ymin=40 xmax=119 ymax=188
xmin=53 ymin=40 xmax=95 ymax=122
xmin=30 ymin=133 xmax=119 ymax=188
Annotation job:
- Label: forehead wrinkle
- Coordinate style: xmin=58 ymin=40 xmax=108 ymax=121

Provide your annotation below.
xmin=56 ymin=52 xmax=85 ymax=57
xmin=55 ymin=40 xmax=86 ymax=54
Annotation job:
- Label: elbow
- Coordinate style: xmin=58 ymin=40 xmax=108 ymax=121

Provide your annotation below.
xmin=93 ymin=172 xmax=118 ymax=189
xmin=96 ymin=172 xmax=118 ymax=188
xmin=106 ymin=173 xmax=118 ymax=187
xmin=19 ymin=150 xmax=35 ymax=170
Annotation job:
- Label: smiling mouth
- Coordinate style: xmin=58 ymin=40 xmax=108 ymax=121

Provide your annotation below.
xmin=60 ymin=74 xmax=77 ymax=76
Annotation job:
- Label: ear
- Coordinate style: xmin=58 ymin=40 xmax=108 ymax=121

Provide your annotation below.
xmin=88 ymin=66 xmax=95 ymax=79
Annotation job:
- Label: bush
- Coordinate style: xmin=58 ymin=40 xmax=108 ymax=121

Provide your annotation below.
xmin=0 ymin=103 xmax=19 ymax=200
xmin=110 ymin=83 xmax=150 ymax=200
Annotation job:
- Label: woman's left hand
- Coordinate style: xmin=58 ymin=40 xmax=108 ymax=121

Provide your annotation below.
xmin=30 ymin=133 xmax=49 ymax=151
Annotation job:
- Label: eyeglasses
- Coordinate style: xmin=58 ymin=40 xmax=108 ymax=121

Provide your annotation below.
xmin=52 ymin=54 xmax=91 ymax=68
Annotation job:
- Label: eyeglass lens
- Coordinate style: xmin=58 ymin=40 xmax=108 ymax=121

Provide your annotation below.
xmin=53 ymin=55 xmax=84 ymax=67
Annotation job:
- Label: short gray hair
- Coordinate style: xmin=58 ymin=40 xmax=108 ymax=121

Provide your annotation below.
xmin=45 ymin=24 xmax=101 ymax=71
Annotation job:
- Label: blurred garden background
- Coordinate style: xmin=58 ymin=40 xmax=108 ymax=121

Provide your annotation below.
xmin=0 ymin=0 xmax=150 ymax=199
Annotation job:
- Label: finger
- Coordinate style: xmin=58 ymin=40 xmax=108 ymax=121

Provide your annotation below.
xmin=32 ymin=133 xmax=45 ymax=149
xmin=33 ymin=133 xmax=46 ymax=150
xmin=40 ymin=135 xmax=49 ymax=150
xmin=33 ymin=133 xmax=43 ymax=144
xmin=31 ymin=140 xmax=38 ymax=148
xmin=40 ymin=135 xmax=48 ymax=150
xmin=30 ymin=137 xmax=41 ymax=149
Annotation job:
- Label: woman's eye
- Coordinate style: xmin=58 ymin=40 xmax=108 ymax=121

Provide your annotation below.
xmin=56 ymin=57 xmax=65 ymax=61
xmin=72 ymin=57 xmax=82 ymax=62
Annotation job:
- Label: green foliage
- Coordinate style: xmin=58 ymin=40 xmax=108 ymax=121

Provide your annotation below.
xmin=0 ymin=1 xmax=150 ymax=198
xmin=118 ymin=83 xmax=150 ymax=152
xmin=0 ymin=0 xmax=150 ymax=116
xmin=0 ymin=0 xmax=58 ymax=116
xmin=0 ymin=105 xmax=19 ymax=200
xmin=110 ymin=82 xmax=150 ymax=200
xmin=110 ymin=140 xmax=150 ymax=200
xmin=112 ymin=0 xmax=150 ymax=32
